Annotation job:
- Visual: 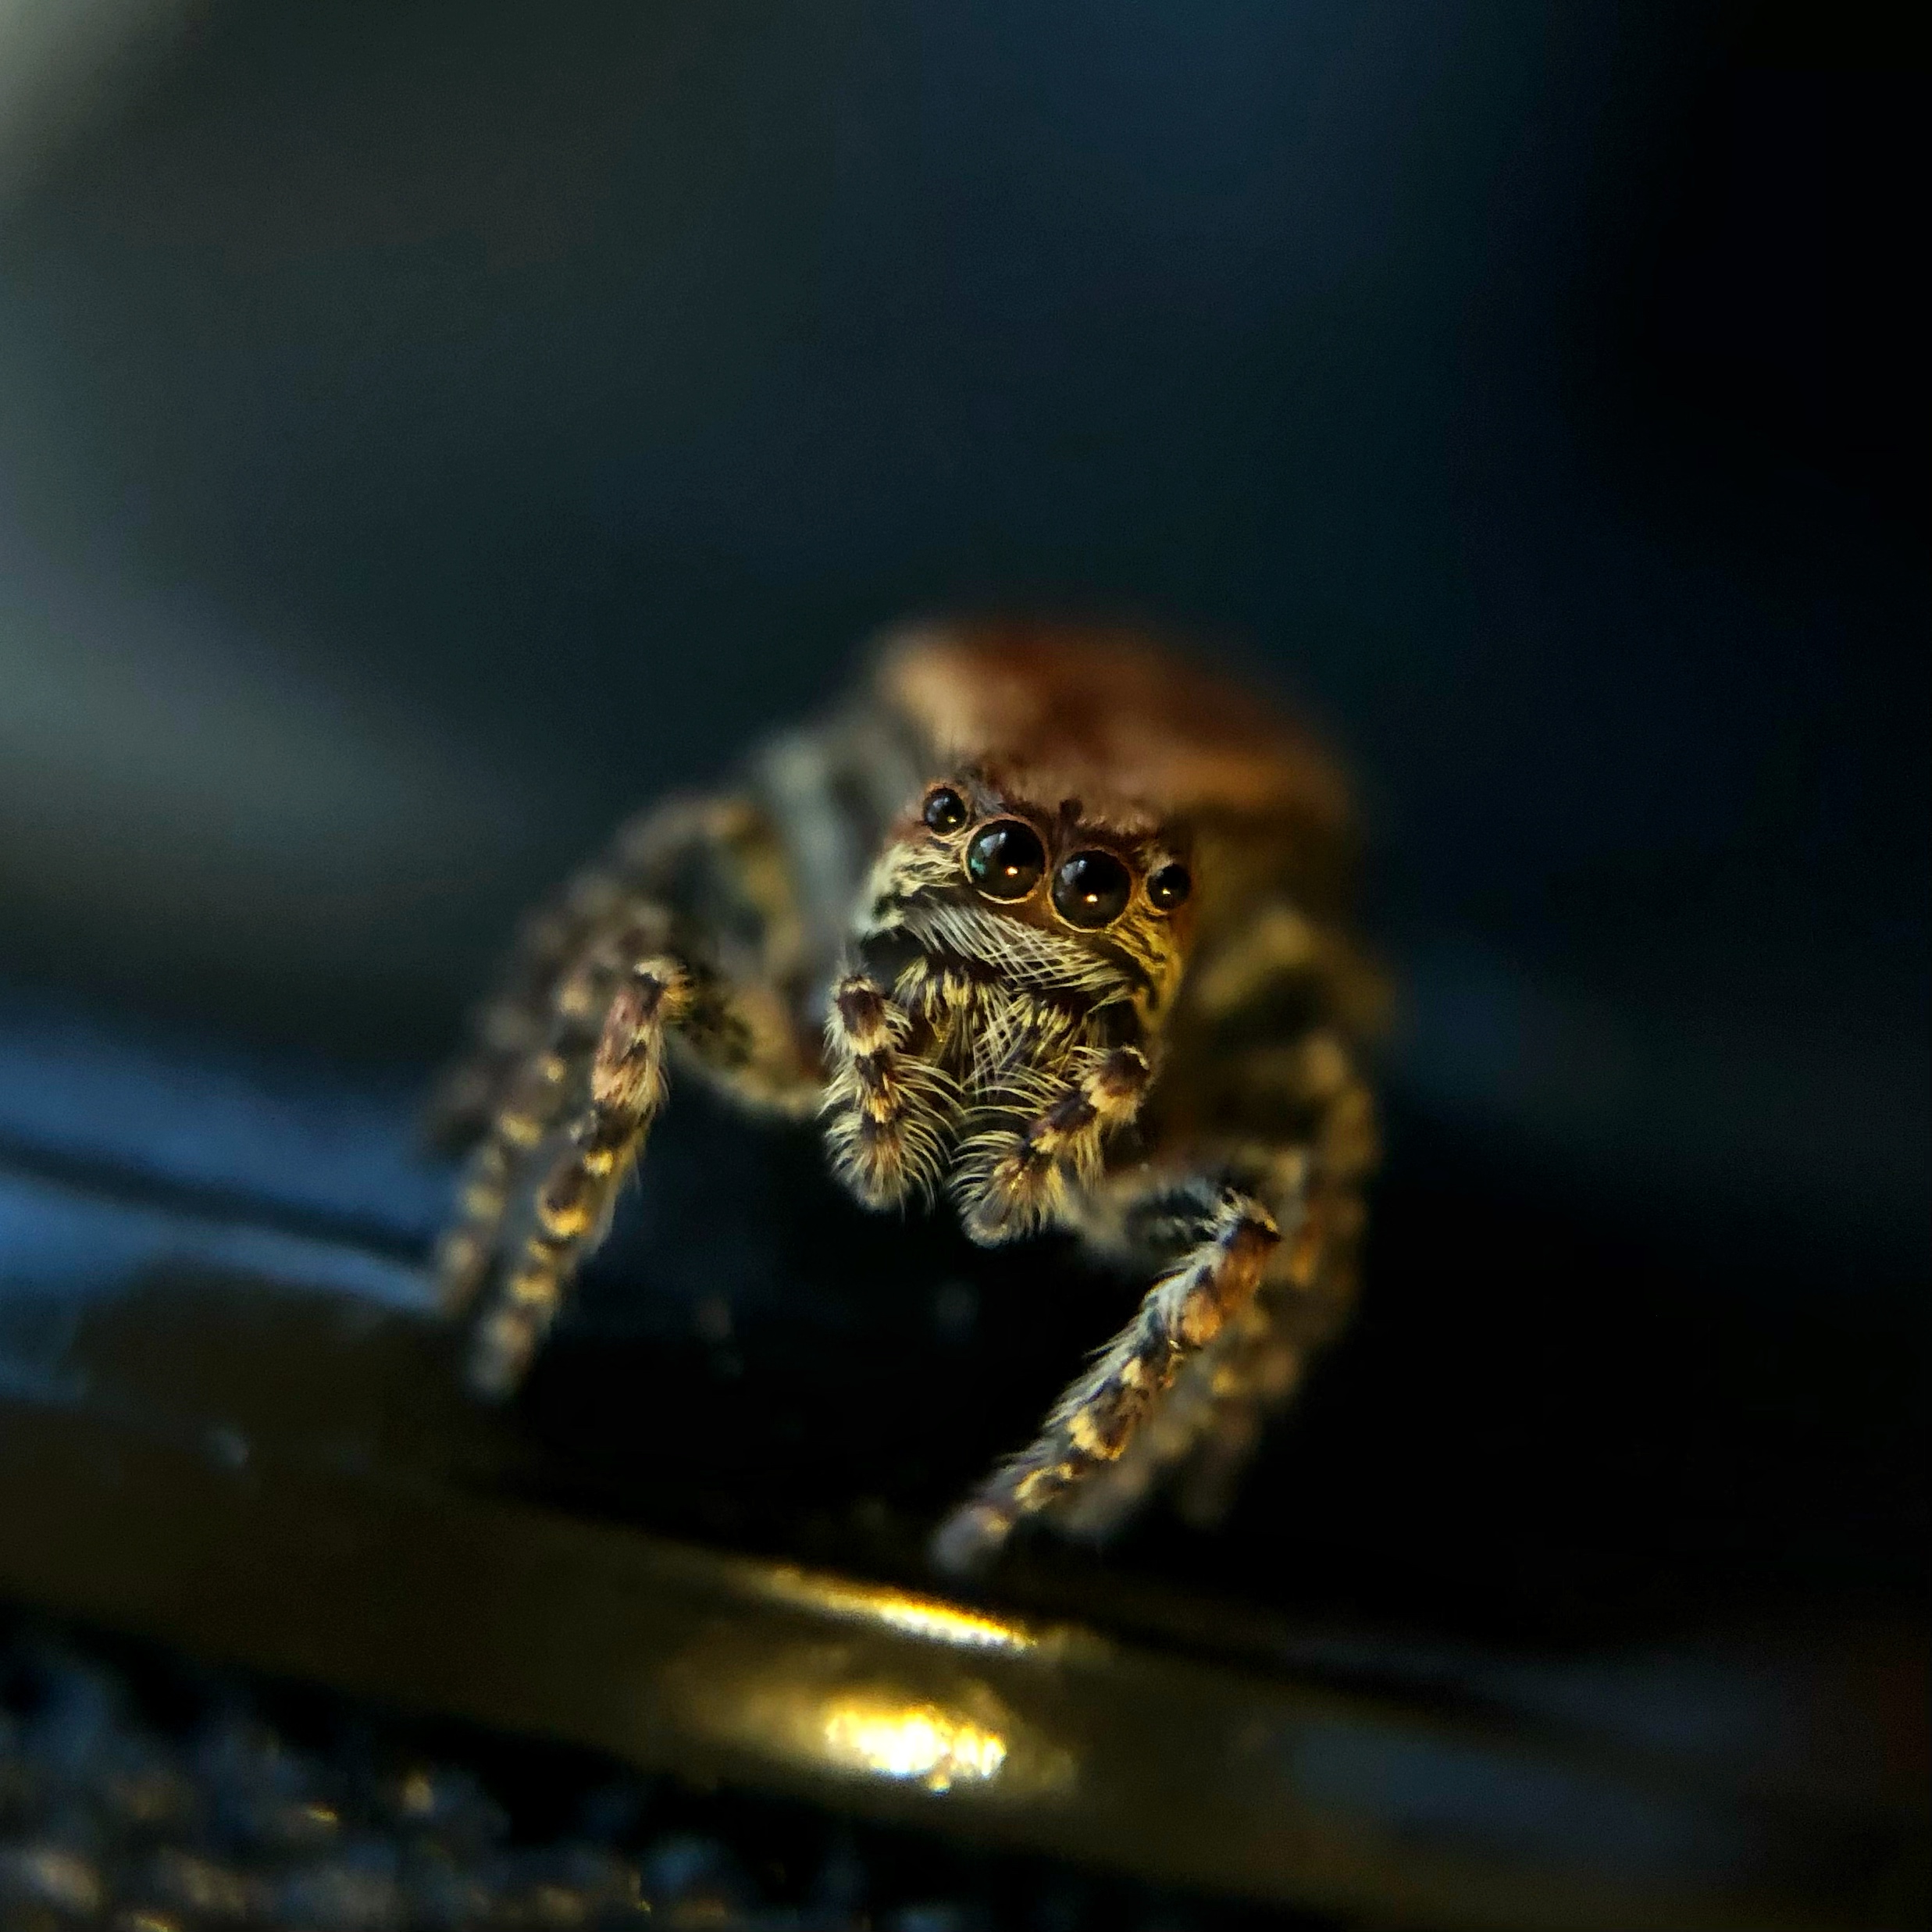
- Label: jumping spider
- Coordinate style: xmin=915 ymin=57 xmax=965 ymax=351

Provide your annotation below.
xmin=429 ymin=623 xmax=1381 ymax=1571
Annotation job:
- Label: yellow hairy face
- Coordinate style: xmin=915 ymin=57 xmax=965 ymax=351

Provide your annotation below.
xmin=855 ymin=772 xmax=1196 ymax=1025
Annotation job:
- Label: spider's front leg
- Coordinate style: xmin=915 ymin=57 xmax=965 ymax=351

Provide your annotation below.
xmin=954 ymin=1042 xmax=1152 ymax=1244
xmin=931 ymin=1171 xmax=1283 ymax=1574
xmin=464 ymin=954 xmax=696 ymax=1394
xmin=435 ymin=794 xmax=822 ymax=1395
xmin=426 ymin=795 xmax=804 ymax=1149
xmin=942 ymin=1038 xmax=1376 ymax=1564
xmin=821 ymin=973 xmax=958 ymax=1208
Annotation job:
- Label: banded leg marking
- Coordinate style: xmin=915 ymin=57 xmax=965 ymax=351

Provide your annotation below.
xmin=1051 ymin=1084 xmax=1376 ymax=1542
xmin=931 ymin=1183 xmax=1281 ymax=1573
xmin=1167 ymin=1084 xmax=1375 ymax=1526
xmin=466 ymin=959 xmax=691 ymax=1396
xmin=955 ymin=1045 xmax=1150 ymax=1246
xmin=433 ymin=914 xmax=668 ymax=1315
xmin=426 ymin=793 xmax=799 ymax=1149
xmin=821 ymin=974 xmax=955 ymax=1208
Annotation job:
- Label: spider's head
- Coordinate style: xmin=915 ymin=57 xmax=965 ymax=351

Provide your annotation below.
xmin=856 ymin=768 xmax=1196 ymax=1029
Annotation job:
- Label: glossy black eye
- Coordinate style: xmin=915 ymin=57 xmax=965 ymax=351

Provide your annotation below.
xmin=1053 ymin=850 xmax=1133 ymax=928
xmin=965 ymin=821 xmax=1046 ymax=900
xmin=1147 ymin=861 xmax=1192 ymax=911
xmin=922 ymin=786 xmax=968 ymax=834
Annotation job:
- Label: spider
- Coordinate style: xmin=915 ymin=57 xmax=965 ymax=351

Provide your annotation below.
xmin=428 ymin=622 xmax=1381 ymax=1572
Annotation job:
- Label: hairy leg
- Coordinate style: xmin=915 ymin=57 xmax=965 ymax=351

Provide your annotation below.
xmin=464 ymin=957 xmax=686 ymax=1395
xmin=821 ymin=974 xmax=958 ymax=1208
xmin=426 ymin=794 xmax=806 ymax=1149
xmin=929 ymin=1175 xmax=1281 ymax=1574
xmin=1056 ymin=1063 xmax=1378 ymax=1543
xmin=1167 ymin=1097 xmax=1372 ymax=1530
xmin=432 ymin=921 xmax=662 ymax=1317
xmin=459 ymin=939 xmax=828 ymax=1394
xmin=433 ymin=790 xmax=817 ymax=1303
xmin=1180 ymin=900 xmax=1389 ymax=1047
xmin=952 ymin=1042 xmax=1150 ymax=1245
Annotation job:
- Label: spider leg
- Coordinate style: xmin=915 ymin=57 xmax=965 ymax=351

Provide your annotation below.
xmin=434 ymin=790 xmax=823 ymax=1390
xmin=929 ymin=1175 xmax=1281 ymax=1574
xmin=1168 ymin=1081 xmax=1374 ymax=1529
xmin=433 ymin=790 xmax=817 ymax=1304
xmin=1178 ymin=898 xmax=1389 ymax=1043
xmin=821 ymin=975 xmax=958 ymax=1208
xmin=952 ymin=1041 xmax=1150 ymax=1245
xmin=465 ymin=955 xmax=682 ymax=1394
xmin=431 ymin=924 xmax=658 ymax=1318
xmin=426 ymin=794 xmax=805 ymax=1148
xmin=1055 ymin=1048 xmax=1378 ymax=1544
xmin=458 ymin=933 xmax=827 ymax=1392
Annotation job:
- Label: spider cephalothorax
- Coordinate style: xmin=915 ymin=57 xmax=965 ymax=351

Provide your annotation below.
xmin=429 ymin=622 xmax=1380 ymax=1570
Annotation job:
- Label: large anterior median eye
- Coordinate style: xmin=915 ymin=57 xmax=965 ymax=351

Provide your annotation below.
xmin=965 ymin=820 xmax=1046 ymax=900
xmin=1053 ymin=850 xmax=1132 ymax=928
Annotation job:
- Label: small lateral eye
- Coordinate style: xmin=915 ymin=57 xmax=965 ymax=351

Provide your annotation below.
xmin=965 ymin=820 xmax=1046 ymax=900
xmin=1053 ymin=850 xmax=1132 ymax=929
xmin=1147 ymin=861 xmax=1192 ymax=911
xmin=922 ymin=786 xmax=969 ymax=834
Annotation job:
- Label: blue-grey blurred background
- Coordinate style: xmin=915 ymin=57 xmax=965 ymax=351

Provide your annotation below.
xmin=1 ymin=0 xmax=1925 ymax=1286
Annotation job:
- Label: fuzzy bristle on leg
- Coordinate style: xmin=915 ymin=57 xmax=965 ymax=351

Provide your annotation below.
xmin=821 ymin=973 xmax=956 ymax=1207
xmin=433 ymin=946 xmax=647 ymax=1317
xmin=929 ymin=1185 xmax=1279 ymax=1572
xmin=462 ymin=961 xmax=689 ymax=1396
xmin=954 ymin=1044 xmax=1149 ymax=1245
xmin=425 ymin=793 xmax=801 ymax=1150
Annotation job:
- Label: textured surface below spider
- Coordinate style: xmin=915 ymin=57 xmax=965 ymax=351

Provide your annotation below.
xmin=430 ymin=623 xmax=1382 ymax=1572
xmin=0 ymin=1624 xmax=1312 ymax=1932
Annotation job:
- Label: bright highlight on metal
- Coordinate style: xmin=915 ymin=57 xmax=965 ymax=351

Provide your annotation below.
xmin=819 ymin=1695 xmax=1009 ymax=1791
xmin=757 ymin=1569 xmax=1038 ymax=1653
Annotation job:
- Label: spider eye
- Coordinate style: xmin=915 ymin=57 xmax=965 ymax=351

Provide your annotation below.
xmin=965 ymin=820 xmax=1046 ymax=900
xmin=1053 ymin=850 xmax=1133 ymax=929
xmin=1147 ymin=861 xmax=1192 ymax=911
xmin=922 ymin=786 xmax=969 ymax=834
